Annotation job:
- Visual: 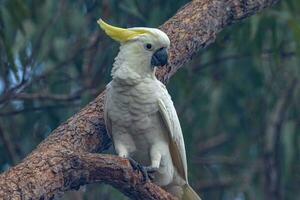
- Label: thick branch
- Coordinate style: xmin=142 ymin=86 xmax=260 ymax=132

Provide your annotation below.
xmin=0 ymin=0 xmax=279 ymax=199
xmin=0 ymin=151 xmax=176 ymax=200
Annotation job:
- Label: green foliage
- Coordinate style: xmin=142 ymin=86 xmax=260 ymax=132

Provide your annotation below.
xmin=0 ymin=0 xmax=299 ymax=200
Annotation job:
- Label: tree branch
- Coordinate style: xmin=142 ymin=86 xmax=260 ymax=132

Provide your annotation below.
xmin=263 ymin=78 xmax=298 ymax=200
xmin=0 ymin=0 xmax=280 ymax=199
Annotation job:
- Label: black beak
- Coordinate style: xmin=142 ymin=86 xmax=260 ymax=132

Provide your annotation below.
xmin=151 ymin=48 xmax=168 ymax=67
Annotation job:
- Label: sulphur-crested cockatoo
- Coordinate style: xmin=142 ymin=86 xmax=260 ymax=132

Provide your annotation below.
xmin=98 ymin=19 xmax=201 ymax=200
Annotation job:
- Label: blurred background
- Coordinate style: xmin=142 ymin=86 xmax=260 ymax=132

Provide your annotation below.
xmin=0 ymin=0 xmax=299 ymax=199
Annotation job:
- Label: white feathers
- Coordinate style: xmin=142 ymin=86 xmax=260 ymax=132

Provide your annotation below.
xmin=103 ymin=26 xmax=200 ymax=200
xmin=128 ymin=27 xmax=170 ymax=47
xmin=111 ymin=28 xmax=170 ymax=84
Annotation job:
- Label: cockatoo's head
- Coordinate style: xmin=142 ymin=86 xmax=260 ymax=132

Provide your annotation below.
xmin=98 ymin=19 xmax=170 ymax=77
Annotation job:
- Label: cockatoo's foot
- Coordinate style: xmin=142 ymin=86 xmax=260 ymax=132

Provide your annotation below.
xmin=143 ymin=166 xmax=158 ymax=173
xmin=128 ymin=157 xmax=157 ymax=183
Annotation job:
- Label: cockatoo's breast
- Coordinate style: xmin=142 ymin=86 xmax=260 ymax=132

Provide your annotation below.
xmin=106 ymin=78 xmax=173 ymax=174
xmin=107 ymin=78 xmax=160 ymax=128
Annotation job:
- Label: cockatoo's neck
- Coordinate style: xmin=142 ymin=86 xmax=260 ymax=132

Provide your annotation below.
xmin=111 ymin=44 xmax=156 ymax=86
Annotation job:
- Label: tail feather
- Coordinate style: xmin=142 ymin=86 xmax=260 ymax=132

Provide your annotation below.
xmin=182 ymin=184 xmax=201 ymax=200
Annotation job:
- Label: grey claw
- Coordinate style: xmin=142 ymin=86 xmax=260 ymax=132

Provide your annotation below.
xmin=128 ymin=157 xmax=140 ymax=171
xmin=128 ymin=157 xmax=157 ymax=182
xmin=146 ymin=166 xmax=159 ymax=181
xmin=144 ymin=166 xmax=158 ymax=173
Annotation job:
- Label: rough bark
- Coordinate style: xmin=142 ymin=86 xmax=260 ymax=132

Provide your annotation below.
xmin=0 ymin=0 xmax=279 ymax=199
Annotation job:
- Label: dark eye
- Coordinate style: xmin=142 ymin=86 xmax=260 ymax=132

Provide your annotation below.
xmin=145 ymin=43 xmax=152 ymax=50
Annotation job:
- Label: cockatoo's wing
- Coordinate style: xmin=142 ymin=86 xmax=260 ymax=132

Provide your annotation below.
xmin=158 ymin=84 xmax=188 ymax=181
xmin=104 ymin=83 xmax=112 ymax=138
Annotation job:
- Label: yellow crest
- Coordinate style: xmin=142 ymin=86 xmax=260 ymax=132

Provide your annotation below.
xmin=97 ymin=19 xmax=149 ymax=42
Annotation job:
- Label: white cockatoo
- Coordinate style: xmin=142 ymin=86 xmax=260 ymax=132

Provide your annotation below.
xmin=98 ymin=19 xmax=201 ymax=200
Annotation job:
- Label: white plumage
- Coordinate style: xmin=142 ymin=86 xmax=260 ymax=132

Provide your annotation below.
xmin=99 ymin=19 xmax=201 ymax=200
